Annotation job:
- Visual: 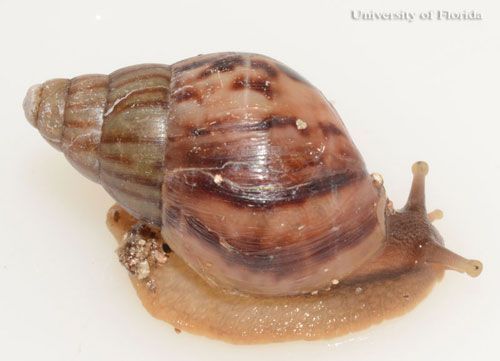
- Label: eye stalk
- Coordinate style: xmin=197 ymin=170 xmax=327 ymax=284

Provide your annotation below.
xmin=403 ymin=160 xmax=429 ymax=212
xmin=424 ymin=242 xmax=483 ymax=277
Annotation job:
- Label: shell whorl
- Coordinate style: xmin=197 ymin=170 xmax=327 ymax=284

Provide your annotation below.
xmin=24 ymin=53 xmax=387 ymax=296
xmin=23 ymin=65 xmax=171 ymax=224
xmin=161 ymin=53 xmax=386 ymax=295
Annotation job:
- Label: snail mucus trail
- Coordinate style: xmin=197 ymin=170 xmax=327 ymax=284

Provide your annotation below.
xmin=23 ymin=52 xmax=482 ymax=343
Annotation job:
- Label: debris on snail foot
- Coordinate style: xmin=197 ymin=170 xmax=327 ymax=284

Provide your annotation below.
xmin=117 ymin=221 xmax=169 ymax=290
xmin=24 ymin=52 xmax=483 ymax=344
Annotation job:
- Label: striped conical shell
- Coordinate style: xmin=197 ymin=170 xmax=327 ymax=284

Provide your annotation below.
xmin=24 ymin=53 xmax=386 ymax=296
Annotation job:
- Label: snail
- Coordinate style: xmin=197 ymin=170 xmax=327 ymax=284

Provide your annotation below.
xmin=23 ymin=52 xmax=483 ymax=343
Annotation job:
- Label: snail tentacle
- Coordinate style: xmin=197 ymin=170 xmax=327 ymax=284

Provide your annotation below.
xmin=404 ymin=160 xmax=429 ymax=212
xmin=427 ymin=209 xmax=444 ymax=222
xmin=424 ymin=242 xmax=483 ymax=277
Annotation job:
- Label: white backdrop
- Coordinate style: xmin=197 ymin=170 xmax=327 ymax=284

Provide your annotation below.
xmin=1 ymin=0 xmax=499 ymax=360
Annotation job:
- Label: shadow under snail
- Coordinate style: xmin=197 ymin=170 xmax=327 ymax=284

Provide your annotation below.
xmin=23 ymin=52 xmax=483 ymax=343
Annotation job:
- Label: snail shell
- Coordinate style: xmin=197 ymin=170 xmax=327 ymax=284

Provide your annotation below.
xmin=24 ymin=52 xmax=482 ymax=342
xmin=23 ymin=53 xmax=386 ymax=296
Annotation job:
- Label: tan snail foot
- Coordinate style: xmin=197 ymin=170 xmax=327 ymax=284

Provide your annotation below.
xmin=106 ymin=204 xmax=443 ymax=344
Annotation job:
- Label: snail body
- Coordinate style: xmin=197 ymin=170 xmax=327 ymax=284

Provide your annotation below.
xmin=24 ymin=52 xmax=482 ymax=342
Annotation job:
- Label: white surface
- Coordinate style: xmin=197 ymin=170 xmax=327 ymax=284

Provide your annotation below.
xmin=1 ymin=0 xmax=499 ymax=360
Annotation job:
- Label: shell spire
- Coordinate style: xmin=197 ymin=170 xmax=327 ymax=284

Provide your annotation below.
xmin=23 ymin=65 xmax=172 ymax=225
xmin=23 ymin=79 xmax=70 ymax=151
xmin=22 ymin=76 xmax=107 ymax=181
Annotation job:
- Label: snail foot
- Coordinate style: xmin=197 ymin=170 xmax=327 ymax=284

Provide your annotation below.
xmin=105 ymin=204 xmax=444 ymax=344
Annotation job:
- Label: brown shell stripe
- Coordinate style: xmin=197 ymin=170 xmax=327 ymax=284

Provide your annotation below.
xmin=172 ymin=170 xmax=360 ymax=208
xmin=165 ymin=115 xmax=344 ymax=141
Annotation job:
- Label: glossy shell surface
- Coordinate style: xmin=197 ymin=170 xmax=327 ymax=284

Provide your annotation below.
xmin=161 ymin=53 xmax=385 ymax=295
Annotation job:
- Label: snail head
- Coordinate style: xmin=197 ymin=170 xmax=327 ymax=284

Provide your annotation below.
xmin=387 ymin=161 xmax=483 ymax=277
